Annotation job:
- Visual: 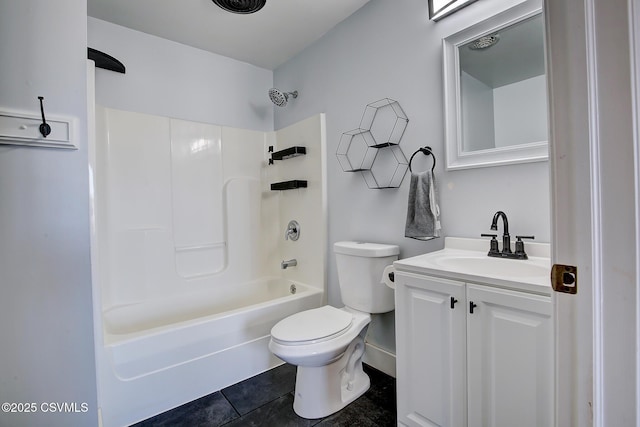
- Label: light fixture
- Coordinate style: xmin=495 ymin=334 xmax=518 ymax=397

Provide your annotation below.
xmin=467 ymin=34 xmax=500 ymax=50
xmin=428 ymin=0 xmax=479 ymax=21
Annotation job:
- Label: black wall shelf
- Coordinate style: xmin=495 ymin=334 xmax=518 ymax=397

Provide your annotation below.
xmin=88 ymin=48 xmax=126 ymax=73
xmin=270 ymin=180 xmax=308 ymax=191
xmin=269 ymin=146 xmax=306 ymax=164
xmin=337 ymin=98 xmax=410 ymax=189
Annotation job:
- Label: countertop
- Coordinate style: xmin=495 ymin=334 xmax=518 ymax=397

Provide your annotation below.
xmin=393 ymin=237 xmax=552 ymax=295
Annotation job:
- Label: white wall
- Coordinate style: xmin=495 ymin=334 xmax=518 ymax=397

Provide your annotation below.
xmin=273 ymin=0 xmax=550 ymax=353
xmin=88 ymin=17 xmax=274 ymax=132
xmin=0 ymin=1 xmax=98 ymax=426
xmin=494 ymin=74 xmax=548 ymax=147
xmin=461 ymin=72 xmax=548 ymax=150
xmin=461 ymin=71 xmax=495 ymax=151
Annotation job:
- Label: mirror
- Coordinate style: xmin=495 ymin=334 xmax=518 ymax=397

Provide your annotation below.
xmin=443 ymin=0 xmax=548 ymax=170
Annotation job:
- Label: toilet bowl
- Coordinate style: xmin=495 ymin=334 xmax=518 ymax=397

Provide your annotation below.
xmin=269 ymin=241 xmax=399 ymax=419
xmin=269 ymin=305 xmax=370 ymax=367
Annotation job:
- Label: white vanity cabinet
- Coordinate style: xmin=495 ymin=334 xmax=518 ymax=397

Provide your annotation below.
xmin=395 ymin=270 xmax=553 ymax=427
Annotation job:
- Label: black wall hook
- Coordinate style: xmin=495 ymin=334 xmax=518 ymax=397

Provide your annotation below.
xmin=38 ymin=96 xmax=51 ymax=138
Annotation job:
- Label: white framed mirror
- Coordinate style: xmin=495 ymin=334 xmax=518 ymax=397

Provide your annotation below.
xmin=443 ymin=0 xmax=548 ymax=170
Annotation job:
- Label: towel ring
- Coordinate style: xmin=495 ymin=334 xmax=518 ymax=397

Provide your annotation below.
xmin=409 ymin=146 xmax=436 ymax=173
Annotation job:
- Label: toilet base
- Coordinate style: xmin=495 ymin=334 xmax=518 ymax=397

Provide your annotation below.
xmin=292 ymin=336 xmax=370 ymax=419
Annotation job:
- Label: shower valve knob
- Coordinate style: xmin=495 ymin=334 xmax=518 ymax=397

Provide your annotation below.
xmin=285 ymin=220 xmax=300 ymax=241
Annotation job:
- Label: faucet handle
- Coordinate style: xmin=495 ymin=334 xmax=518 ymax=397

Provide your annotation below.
xmin=481 ymin=233 xmax=499 ymax=255
xmin=514 ymin=235 xmax=535 ymax=258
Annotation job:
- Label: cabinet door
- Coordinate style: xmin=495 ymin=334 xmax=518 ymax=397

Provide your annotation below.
xmin=466 ymin=284 xmax=553 ymax=427
xmin=396 ymin=272 xmax=466 ymax=427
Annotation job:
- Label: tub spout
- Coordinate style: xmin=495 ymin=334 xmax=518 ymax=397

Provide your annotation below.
xmin=281 ymin=259 xmax=297 ymax=269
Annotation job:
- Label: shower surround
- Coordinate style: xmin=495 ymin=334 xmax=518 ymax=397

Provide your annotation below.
xmin=89 ymin=106 xmax=327 ymax=427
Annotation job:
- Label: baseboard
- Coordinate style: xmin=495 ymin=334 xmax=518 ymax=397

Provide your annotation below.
xmin=363 ymin=342 xmax=396 ymax=378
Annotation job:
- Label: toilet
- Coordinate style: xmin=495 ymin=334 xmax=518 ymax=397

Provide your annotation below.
xmin=269 ymin=241 xmax=399 ymax=419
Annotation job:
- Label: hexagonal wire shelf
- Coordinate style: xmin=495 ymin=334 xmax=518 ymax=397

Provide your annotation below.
xmin=362 ymin=145 xmax=409 ymax=189
xmin=337 ymin=98 xmax=410 ymax=188
xmin=336 ymin=129 xmax=378 ymax=171
xmin=359 ymin=98 xmax=409 ymax=147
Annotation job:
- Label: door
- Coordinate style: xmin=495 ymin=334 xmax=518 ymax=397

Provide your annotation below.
xmin=546 ymin=0 xmax=639 ymax=425
xmin=395 ymin=272 xmax=466 ymax=427
xmin=466 ymin=284 xmax=553 ymax=427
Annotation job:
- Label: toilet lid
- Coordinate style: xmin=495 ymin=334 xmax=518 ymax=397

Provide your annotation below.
xmin=271 ymin=306 xmax=353 ymax=344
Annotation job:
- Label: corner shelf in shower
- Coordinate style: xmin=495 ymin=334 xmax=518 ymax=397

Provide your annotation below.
xmin=268 ymin=145 xmax=306 ymax=164
xmin=270 ymin=180 xmax=308 ymax=191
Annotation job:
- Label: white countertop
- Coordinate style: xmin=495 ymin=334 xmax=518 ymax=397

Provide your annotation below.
xmin=394 ymin=237 xmax=552 ymax=295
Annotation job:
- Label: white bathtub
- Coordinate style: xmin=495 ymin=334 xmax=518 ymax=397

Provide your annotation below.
xmin=97 ymin=278 xmax=323 ymax=427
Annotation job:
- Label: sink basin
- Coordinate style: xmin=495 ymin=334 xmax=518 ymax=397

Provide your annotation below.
xmin=393 ymin=237 xmax=552 ymax=292
xmin=434 ymin=256 xmax=549 ymax=278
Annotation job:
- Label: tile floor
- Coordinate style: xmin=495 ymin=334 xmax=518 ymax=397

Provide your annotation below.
xmin=132 ymin=363 xmax=396 ymax=426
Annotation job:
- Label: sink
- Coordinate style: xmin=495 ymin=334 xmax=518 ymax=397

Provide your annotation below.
xmin=393 ymin=237 xmax=552 ymax=293
xmin=434 ymin=255 xmax=549 ymax=278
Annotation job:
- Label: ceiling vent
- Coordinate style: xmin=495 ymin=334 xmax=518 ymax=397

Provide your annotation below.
xmin=212 ymin=0 xmax=266 ymax=14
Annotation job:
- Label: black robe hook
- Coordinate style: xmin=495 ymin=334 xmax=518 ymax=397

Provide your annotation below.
xmin=38 ymin=96 xmax=51 ymax=138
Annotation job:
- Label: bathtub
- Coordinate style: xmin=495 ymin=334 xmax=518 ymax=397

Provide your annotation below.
xmin=97 ymin=278 xmax=323 ymax=427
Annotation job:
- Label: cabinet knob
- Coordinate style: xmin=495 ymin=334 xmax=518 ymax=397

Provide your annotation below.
xmin=470 ymin=301 xmax=478 ymax=314
xmin=450 ymin=296 xmax=458 ymax=309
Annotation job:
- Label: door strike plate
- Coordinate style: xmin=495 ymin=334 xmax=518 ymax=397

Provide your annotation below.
xmin=551 ymin=264 xmax=577 ymax=294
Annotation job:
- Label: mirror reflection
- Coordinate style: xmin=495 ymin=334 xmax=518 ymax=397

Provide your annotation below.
xmin=459 ymin=14 xmax=547 ymax=153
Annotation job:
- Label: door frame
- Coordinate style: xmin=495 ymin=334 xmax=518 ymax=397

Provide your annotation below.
xmin=547 ymin=0 xmax=639 ymax=425
xmin=630 ymin=0 xmax=640 ymax=422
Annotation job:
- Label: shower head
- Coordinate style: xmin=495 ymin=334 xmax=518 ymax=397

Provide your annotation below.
xmin=468 ymin=34 xmax=500 ymax=50
xmin=268 ymin=88 xmax=298 ymax=107
xmin=212 ymin=0 xmax=266 ymax=14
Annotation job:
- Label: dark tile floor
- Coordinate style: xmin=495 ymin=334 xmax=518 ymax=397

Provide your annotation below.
xmin=132 ymin=363 xmax=396 ymax=426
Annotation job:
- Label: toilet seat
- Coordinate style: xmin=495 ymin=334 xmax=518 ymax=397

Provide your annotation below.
xmin=271 ymin=306 xmax=353 ymax=345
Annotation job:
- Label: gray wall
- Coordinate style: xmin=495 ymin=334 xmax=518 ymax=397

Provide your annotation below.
xmin=273 ymin=0 xmax=550 ymax=351
xmin=0 ymin=1 xmax=98 ymax=426
xmin=88 ymin=18 xmax=274 ymax=132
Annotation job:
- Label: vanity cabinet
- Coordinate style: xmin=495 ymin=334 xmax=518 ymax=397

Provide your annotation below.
xmin=395 ymin=271 xmax=553 ymax=427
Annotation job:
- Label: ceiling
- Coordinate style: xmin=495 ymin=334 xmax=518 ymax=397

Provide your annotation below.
xmin=87 ymin=0 xmax=371 ymax=70
xmin=459 ymin=14 xmax=545 ymax=88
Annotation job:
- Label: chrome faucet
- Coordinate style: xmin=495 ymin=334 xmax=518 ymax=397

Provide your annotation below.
xmin=281 ymin=259 xmax=297 ymax=269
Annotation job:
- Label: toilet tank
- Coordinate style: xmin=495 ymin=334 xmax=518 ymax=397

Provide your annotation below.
xmin=334 ymin=241 xmax=399 ymax=313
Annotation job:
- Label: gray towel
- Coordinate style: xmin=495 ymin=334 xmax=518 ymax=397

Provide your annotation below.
xmin=405 ymin=171 xmax=441 ymax=240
